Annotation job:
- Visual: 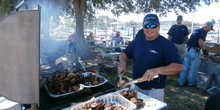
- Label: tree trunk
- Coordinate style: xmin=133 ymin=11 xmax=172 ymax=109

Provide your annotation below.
xmin=74 ymin=0 xmax=90 ymax=59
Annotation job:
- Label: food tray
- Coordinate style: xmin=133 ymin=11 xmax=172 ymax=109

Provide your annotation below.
xmin=43 ymin=71 xmax=108 ymax=98
xmin=115 ymin=88 xmax=167 ymax=110
xmin=80 ymin=72 xmax=108 ymax=88
xmin=40 ymin=65 xmax=57 ymax=76
xmin=44 ymin=82 xmax=84 ymax=98
xmin=71 ymin=94 xmax=136 ymax=110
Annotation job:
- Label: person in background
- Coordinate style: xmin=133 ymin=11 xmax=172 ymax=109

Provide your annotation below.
xmin=117 ymin=13 xmax=184 ymax=101
xmin=167 ymin=15 xmax=189 ymax=60
xmin=111 ymin=31 xmax=124 ymax=46
xmin=178 ymin=21 xmax=214 ymax=87
xmin=67 ymin=33 xmax=76 ymax=53
xmin=86 ymin=32 xmax=94 ymax=40
xmin=120 ymin=37 xmax=124 ymax=44
xmin=204 ymin=91 xmax=220 ymax=110
xmin=67 ymin=33 xmax=80 ymax=66
xmin=111 ymin=31 xmax=124 ymax=52
xmin=86 ymin=32 xmax=96 ymax=46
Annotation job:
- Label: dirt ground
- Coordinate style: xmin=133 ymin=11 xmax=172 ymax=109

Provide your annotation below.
xmin=165 ymin=76 xmax=209 ymax=110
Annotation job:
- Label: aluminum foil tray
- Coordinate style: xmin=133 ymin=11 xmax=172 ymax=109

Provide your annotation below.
xmin=80 ymin=72 xmax=108 ymax=88
xmin=71 ymin=94 xmax=136 ymax=110
xmin=115 ymin=88 xmax=167 ymax=110
xmin=44 ymin=82 xmax=84 ymax=98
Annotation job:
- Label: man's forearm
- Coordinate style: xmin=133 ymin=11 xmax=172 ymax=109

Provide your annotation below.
xmin=198 ymin=39 xmax=206 ymax=50
xmin=155 ymin=63 xmax=184 ymax=75
xmin=119 ymin=53 xmax=128 ymax=66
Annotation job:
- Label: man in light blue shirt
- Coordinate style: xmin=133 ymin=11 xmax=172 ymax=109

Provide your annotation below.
xmin=111 ymin=31 xmax=124 ymax=45
xmin=111 ymin=31 xmax=124 ymax=52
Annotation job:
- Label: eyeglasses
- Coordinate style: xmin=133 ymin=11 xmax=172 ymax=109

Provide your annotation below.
xmin=143 ymin=24 xmax=158 ymax=29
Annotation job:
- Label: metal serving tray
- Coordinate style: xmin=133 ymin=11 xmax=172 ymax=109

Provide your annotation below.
xmin=80 ymin=72 xmax=108 ymax=88
xmin=44 ymin=82 xmax=84 ymax=98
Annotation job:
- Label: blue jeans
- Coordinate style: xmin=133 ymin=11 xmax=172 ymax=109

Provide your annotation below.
xmin=178 ymin=48 xmax=201 ymax=86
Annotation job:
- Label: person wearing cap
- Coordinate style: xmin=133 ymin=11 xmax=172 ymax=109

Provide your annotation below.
xmin=178 ymin=21 xmax=214 ymax=87
xmin=117 ymin=13 xmax=184 ymax=101
xmin=167 ymin=15 xmax=190 ymax=60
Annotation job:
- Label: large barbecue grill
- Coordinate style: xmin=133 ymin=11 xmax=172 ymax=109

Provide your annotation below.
xmin=39 ymin=82 xmax=116 ymax=110
xmin=0 ymin=7 xmax=117 ymax=109
xmin=39 ymin=56 xmax=117 ymax=110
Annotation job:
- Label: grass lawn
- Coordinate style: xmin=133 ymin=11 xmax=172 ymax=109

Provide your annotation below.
xmin=165 ymin=76 xmax=209 ymax=110
xmin=99 ymin=60 xmax=210 ymax=110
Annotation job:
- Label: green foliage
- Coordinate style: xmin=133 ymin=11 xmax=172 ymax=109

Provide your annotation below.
xmin=54 ymin=0 xmax=219 ymax=22
xmin=0 ymin=0 xmax=218 ymax=21
xmin=0 ymin=0 xmax=15 ymax=18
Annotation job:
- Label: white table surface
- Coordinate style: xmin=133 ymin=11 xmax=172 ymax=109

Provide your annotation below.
xmin=64 ymin=88 xmax=167 ymax=110
xmin=0 ymin=97 xmax=21 ymax=110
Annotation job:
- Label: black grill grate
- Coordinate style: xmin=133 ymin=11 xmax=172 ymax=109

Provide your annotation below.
xmin=39 ymin=83 xmax=116 ymax=110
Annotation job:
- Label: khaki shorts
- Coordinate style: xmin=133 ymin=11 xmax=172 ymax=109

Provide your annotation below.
xmin=174 ymin=43 xmax=186 ymax=60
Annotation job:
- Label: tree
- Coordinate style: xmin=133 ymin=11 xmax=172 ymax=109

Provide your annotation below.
xmin=2 ymin=0 xmax=219 ymax=58
xmin=0 ymin=0 xmax=15 ymax=18
xmin=62 ymin=0 xmax=218 ymax=59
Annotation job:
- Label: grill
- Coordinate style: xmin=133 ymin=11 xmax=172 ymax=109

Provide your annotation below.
xmin=39 ymin=82 xmax=116 ymax=110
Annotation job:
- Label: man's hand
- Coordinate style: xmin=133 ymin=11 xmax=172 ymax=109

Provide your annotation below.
xmin=118 ymin=63 xmax=127 ymax=75
xmin=202 ymin=49 xmax=209 ymax=55
xmin=117 ymin=80 xmax=127 ymax=88
xmin=142 ymin=69 xmax=159 ymax=82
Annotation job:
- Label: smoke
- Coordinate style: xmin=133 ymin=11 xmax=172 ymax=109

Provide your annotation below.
xmin=22 ymin=0 xmax=68 ymax=65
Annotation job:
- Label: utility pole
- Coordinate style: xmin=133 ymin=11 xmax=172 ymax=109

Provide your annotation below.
xmin=191 ymin=11 xmax=195 ymax=33
xmin=217 ymin=21 xmax=220 ymax=44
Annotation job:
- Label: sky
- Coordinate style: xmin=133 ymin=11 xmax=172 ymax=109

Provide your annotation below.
xmin=97 ymin=2 xmax=220 ymax=24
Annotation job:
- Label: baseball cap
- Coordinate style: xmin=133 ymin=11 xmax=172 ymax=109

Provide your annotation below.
xmin=143 ymin=14 xmax=160 ymax=26
xmin=177 ymin=15 xmax=183 ymax=20
xmin=206 ymin=21 xmax=214 ymax=30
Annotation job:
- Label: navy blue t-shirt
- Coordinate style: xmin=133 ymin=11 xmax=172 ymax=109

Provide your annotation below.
xmin=187 ymin=28 xmax=207 ymax=48
xmin=123 ymin=35 xmax=182 ymax=89
xmin=167 ymin=24 xmax=189 ymax=44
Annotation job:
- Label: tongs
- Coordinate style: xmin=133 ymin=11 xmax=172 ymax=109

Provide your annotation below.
xmin=123 ymin=75 xmax=159 ymax=87
xmin=118 ymin=70 xmax=124 ymax=81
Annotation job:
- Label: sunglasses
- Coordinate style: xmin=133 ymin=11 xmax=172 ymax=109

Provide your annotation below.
xmin=143 ymin=24 xmax=158 ymax=29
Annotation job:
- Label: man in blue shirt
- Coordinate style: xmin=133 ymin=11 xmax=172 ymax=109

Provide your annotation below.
xmin=117 ymin=13 xmax=184 ymax=101
xmin=178 ymin=21 xmax=214 ymax=87
xmin=167 ymin=15 xmax=189 ymax=60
